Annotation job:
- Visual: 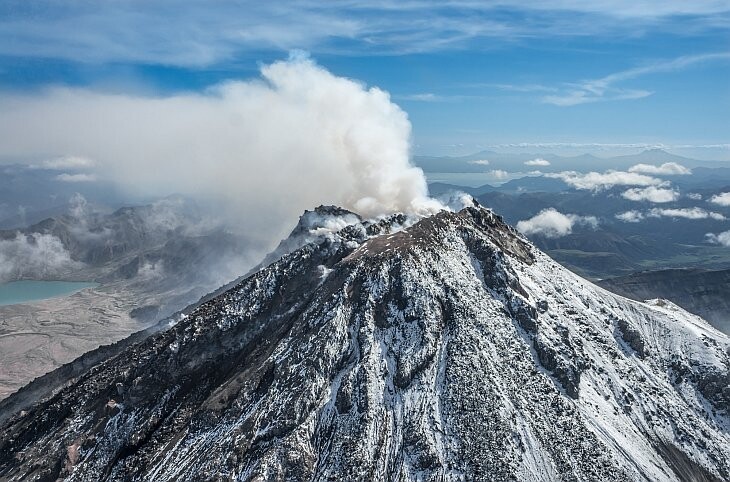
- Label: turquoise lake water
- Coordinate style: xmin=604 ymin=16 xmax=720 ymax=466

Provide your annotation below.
xmin=0 ymin=280 xmax=99 ymax=306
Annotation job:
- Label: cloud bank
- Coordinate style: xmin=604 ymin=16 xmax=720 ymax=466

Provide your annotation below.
xmin=0 ymin=55 xmax=442 ymax=246
xmin=516 ymin=208 xmax=598 ymax=238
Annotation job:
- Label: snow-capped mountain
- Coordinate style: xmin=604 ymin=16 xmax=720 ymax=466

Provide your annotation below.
xmin=0 ymin=204 xmax=728 ymax=481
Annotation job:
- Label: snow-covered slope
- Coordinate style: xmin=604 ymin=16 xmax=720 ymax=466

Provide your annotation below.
xmin=0 ymin=204 xmax=728 ymax=481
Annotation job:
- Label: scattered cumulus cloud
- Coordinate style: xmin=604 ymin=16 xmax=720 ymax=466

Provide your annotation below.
xmin=524 ymin=158 xmax=550 ymax=166
xmin=706 ymin=230 xmax=730 ymax=247
xmin=516 ymin=208 xmax=598 ymax=238
xmin=468 ymin=159 xmax=490 ymax=166
xmin=687 ymin=193 xmax=703 ymax=200
xmin=648 ymin=207 xmax=725 ymax=220
xmin=709 ymin=192 xmax=730 ymax=206
xmin=616 ymin=207 xmax=725 ymax=221
xmin=621 ymin=186 xmax=679 ymax=203
xmin=615 ymin=210 xmax=645 ymax=223
xmin=628 ymin=162 xmax=691 ymax=175
xmin=55 ymin=173 xmax=97 ymax=182
xmin=546 ymin=170 xmax=665 ymax=190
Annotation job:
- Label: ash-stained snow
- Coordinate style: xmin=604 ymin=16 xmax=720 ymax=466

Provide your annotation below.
xmin=0 ymin=205 xmax=728 ymax=481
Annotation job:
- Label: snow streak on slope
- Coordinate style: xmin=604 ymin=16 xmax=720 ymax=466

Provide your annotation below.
xmin=0 ymin=205 xmax=728 ymax=481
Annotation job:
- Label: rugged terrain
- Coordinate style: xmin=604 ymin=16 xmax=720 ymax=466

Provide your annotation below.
xmin=0 ymin=198 xmax=258 ymax=399
xmin=0 ymin=204 xmax=728 ymax=481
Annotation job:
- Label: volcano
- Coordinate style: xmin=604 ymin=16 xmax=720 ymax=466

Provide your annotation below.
xmin=1 ymin=204 xmax=728 ymax=481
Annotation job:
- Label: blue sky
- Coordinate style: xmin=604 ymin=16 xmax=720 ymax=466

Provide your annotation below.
xmin=1 ymin=1 xmax=728 ymax=159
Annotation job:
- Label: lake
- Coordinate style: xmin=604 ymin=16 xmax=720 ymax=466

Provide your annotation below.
xmin=0 ymin=280 xmax=99 ymax=306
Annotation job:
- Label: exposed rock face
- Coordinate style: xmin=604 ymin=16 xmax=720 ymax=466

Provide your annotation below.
xmin=1 ymin=205 xmax=729 ymax=481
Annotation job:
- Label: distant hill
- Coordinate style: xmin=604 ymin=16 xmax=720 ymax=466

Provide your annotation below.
xmin=598 ymin=268 xmax=730 ymax=334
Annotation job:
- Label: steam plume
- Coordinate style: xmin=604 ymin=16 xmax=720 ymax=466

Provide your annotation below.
xmin=0 ymin=54 xmax=442 ymax=246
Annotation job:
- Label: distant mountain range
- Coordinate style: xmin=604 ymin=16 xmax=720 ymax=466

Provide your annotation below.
xmin=414 ymin=148 xmax=730 ymax=174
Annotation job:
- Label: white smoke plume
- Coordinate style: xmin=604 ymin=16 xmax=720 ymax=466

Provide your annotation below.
xmin=0 ymin=53 xmax=443 ymax=248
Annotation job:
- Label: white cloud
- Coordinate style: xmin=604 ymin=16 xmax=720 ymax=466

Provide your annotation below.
xmin=709 ymin=192 xmax=730 ymax=206
xmin=621 ymin=186 xmax=679 ymax=203
xmin=0 ymin=3 xmax=726 ymax=67
xmin=524 ymin=158 xmax=550 ymax=166
xmin=706 ymin=230 xmax=730 ymax=247
xmin=542 ymin=53 xmax=730 ymax=106
xmin=55 ymin=173 xmax=97 ymax=182
xmin=628 ymin=162 xmax=691 ymax=175
xmin=482 ymin=142 xmax=730 ymax=150
xmin=648 ymin=207 xmax=725 ymax=220
xmin=516 ymin=208 xmax=598 ymax=238
xmin=488 ymin=169 xmax=509 ymax=180
xmin=41 ymin=155 xmax=96 ymax=170
xmin=615 ymin=210 xmax=645 ymax=223
xmin=546 ymin=170 xmax=664 ymax=190
xmin=0 ymin=232 xmax=82 ymax=282
xmin=543 ymin=88 xmax=652 ymax=106
xmin=468 ymin=159 xmax=490 ymax=166
xmin=0 ymin=55 xmax=443 ymax=248
xmin=399 ymin=93 xmax=442 ymax=102
xmin=687 ymin=193 xmax=703 ymax=200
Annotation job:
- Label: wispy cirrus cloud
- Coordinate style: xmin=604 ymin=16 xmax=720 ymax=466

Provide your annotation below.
xmin=542 ymin=52 xmax=730 ymax=106
xmin=0 ymin=2 xmax=727 ymax=66
xmin=480 ymin=142 xmax=730 ymax=150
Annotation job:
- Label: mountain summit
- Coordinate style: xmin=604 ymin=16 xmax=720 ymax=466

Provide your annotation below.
xmin=1 ymin=205 xmax=728 ymax=481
